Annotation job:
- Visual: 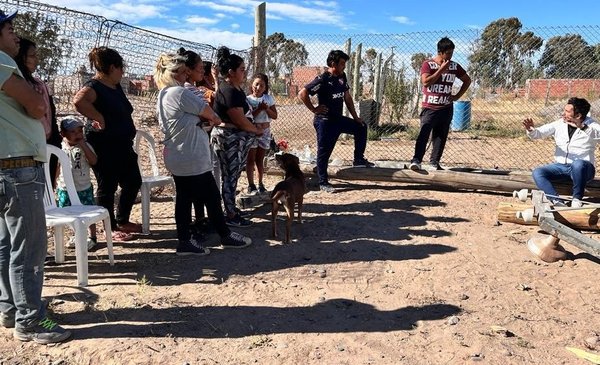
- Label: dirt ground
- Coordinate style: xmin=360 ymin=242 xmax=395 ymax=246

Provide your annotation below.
xmin=1 ymin=171 xmax=599 ymax=365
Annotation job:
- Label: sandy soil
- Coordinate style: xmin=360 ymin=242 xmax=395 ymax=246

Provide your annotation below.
xmin=0 ymin=170 xmax=599 ymax=365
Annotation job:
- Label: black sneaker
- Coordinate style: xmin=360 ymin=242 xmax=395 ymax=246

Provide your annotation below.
xmin=14 ymin=317 xmax=72 ymax=344
xmin=221 ymin=231 xmax=252 ymax=249
xmin=226 ymin=214 xmax=252 ymax=227
xmin=319 ymin=184 xmax=336 ymax=193
xmin=353 ymin=158 xmax=375 ymax=167
xmin=247 ymin=184 xmax=257 ymax=195
xmin=176 ymin=238 xmax=210 ymax=256
xmin=258 ymin=184 xmax=267 ymax=193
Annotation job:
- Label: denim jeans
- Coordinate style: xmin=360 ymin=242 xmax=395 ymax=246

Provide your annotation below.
xmin=532 ymin=160 xmax=596 ymax=200
xmin=0 ymin=165 xmax=47 ymax=328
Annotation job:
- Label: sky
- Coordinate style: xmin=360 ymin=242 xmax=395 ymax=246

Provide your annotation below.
xmin=35 ymin=0 xmax=600 ymax=50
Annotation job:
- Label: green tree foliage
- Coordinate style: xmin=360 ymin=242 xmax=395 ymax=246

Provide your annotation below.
xmin=539 ymin=34 xmax=600 ymax=78
xmin=383 ymin=63 xmax=414 ymax=123
xmin=410 ymin=52 xmax=431 ymax=74
xmin=13 ymin=11 xmax=72 ymax=80
xmin=468 ymin=17 xmax=542 ymax=90
xmin=265 ymin=32 xmax=308 ymax=79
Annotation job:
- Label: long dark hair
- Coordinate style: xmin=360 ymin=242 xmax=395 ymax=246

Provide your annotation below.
xmin=177 ymin=47 xmax=202 ymax=70
xmin=251 ymin=73 xmax=270 ymax=94
xmin=216 ymin=46 xmax=244 ymax=78
xmin=15 ymin=37 xmax=38 ymax=84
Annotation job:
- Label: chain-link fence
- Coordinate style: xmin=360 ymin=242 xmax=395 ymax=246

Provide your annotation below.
xmin=4 ymin=0 xmax=600 ymax=172
xmin=256 ymin=26 xmax=600 ymax=171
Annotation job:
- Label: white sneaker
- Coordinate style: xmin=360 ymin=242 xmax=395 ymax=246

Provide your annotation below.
xmin=409 ymin=162 xmax=421 ymax=171
xmin=571 ymin=198 xmax=583 ymax=208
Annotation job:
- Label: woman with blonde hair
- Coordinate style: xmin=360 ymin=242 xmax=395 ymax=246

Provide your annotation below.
xmin=74 ymin=47 xmax=141 ymax=242
xmin=155 ymin=50 xmax=252 ymax=254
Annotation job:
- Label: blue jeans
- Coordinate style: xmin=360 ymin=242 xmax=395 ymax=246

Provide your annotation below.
xmin=532 ymin=160 xmax=596 ymax=200
xmin=313 ymin=115 xmax=368 ymax=185
xmin=0 ymin=165 xmax=47 ymax=328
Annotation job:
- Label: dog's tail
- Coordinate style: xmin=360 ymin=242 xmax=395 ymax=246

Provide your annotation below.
xmin=271 ymin=190 xmax=287 ymax=202
xmin=270 ymin=181 xmax=289 ymax=199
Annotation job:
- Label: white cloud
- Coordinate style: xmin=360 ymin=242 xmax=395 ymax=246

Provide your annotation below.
xmin=267 ymin=2 xmax=343 ymax=26
xmin=231 ymin=23 xmax=240 ymax=29
xmin=391 ymin=16 xmax=415 ymax=25
xmin=186 ymin=16 xmax=220 ymax=25
xmin=146 ymin=25 xmax=253 ymax=50
xmin=36 ymin=0 xmax=164 ymax=23
xmin=304 ymin=0 xmax=338 ymax=7
xmin=188 ymin=1 xmax=247 ymax=15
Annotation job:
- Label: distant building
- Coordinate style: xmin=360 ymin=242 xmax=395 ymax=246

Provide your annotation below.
xmin=524 ymin=79 xmax=600 ymax=99
xmin=288 ymin=66 xmax=327 ymax=98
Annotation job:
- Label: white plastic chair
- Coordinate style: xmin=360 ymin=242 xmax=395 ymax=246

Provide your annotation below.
xmin=134 ymin=129 xmax=174 ymax=234
xmin=44 ymin=145 xmax=114 ymax=287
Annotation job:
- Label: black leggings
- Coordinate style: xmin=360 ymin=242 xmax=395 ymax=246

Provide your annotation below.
xmin=173 ymin=172 xmax=230 ymax=242
xmin=93 ymin=147 xmax=142 ymax=229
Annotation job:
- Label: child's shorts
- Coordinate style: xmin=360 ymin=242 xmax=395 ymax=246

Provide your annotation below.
xmin=57 ymin=185 xmax=95 ymax=207
xmin=250 ymin=127 xmax=272 ymax=150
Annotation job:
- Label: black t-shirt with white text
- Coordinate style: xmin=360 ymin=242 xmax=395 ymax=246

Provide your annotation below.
xmin=304 ymin=71 xmax=349 ymax=119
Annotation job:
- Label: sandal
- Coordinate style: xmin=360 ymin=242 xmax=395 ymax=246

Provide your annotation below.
xmin=116 ymin=222 xmax=142 ymax=234
xmin=112 ymin=231 xmax=134 ymax=242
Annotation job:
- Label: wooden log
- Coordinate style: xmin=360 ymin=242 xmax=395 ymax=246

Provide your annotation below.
xmin=497 ymin=201 xmax=600 ymax=231
xmin=497 ymin=202 xmax=538 ymax=226
xmin=266 ymin=163 xmax=600 ymax=197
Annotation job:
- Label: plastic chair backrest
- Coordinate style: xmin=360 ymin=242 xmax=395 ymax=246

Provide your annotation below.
xmin=44 ymin=145 xmax=83 ymax=209
xmin=134 ymin=130 xmax=160 ymax=177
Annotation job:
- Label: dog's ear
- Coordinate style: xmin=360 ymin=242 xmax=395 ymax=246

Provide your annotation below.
xmin=291 ymin=155 xmax=300 ymax=165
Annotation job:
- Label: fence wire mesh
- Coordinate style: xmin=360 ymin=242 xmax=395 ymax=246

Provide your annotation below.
xmin=4 ymin=0 xmax=600 ymax=172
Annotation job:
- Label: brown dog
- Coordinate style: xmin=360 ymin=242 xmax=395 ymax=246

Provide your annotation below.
xmin=271 ymin=153 xmax=307 ymax=243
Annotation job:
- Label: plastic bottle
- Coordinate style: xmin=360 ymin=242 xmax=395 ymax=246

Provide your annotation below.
xmin=303 ymin=145 xmax=311 ymax=162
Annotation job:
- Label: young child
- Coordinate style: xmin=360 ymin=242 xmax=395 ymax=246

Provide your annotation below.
xmin=246 ymin=73 xmax=277 ymax=194
xmin=56 ymin=116 xmax=99 ymax=250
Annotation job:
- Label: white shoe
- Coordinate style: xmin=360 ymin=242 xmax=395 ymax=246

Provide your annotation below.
xmin=409 ymin=162 xmax=421 ymax=171
xmin=571 ymin=198 xmax=583 ymax=208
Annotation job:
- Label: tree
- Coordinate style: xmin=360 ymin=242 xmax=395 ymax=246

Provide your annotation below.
xmin=468 ymin=17 xmax=542 ymax=90
xmin=410 ymin=52 xmax=431 ymax=75
xmin=265 ymin=32 xmax=308 ymax=79
xmin=13 ymin=11 xmax=72 ymax=80
xmin=409 ymin=52 xmax=432 ymax=116
xmin=362 ymin=48 xmax=377 ymax=83
xmin=383 ymin=63 xmax=414 ymax=123
xmin=539 ymin=34 xmax=600 ymax=78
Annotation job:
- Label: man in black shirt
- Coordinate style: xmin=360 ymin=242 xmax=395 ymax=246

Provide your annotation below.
xmin=299 ymin=50 xmax=374 ymax=193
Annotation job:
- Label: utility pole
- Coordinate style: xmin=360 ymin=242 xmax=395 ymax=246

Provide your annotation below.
xmin=254 ymin=2 xmax=266 ymax=74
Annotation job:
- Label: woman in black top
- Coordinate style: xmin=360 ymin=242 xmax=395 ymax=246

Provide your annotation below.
xmin=212 ymin=46 xmax=262 ymax=228
xmin=74 ymin=47 xmax=142 ymax=242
